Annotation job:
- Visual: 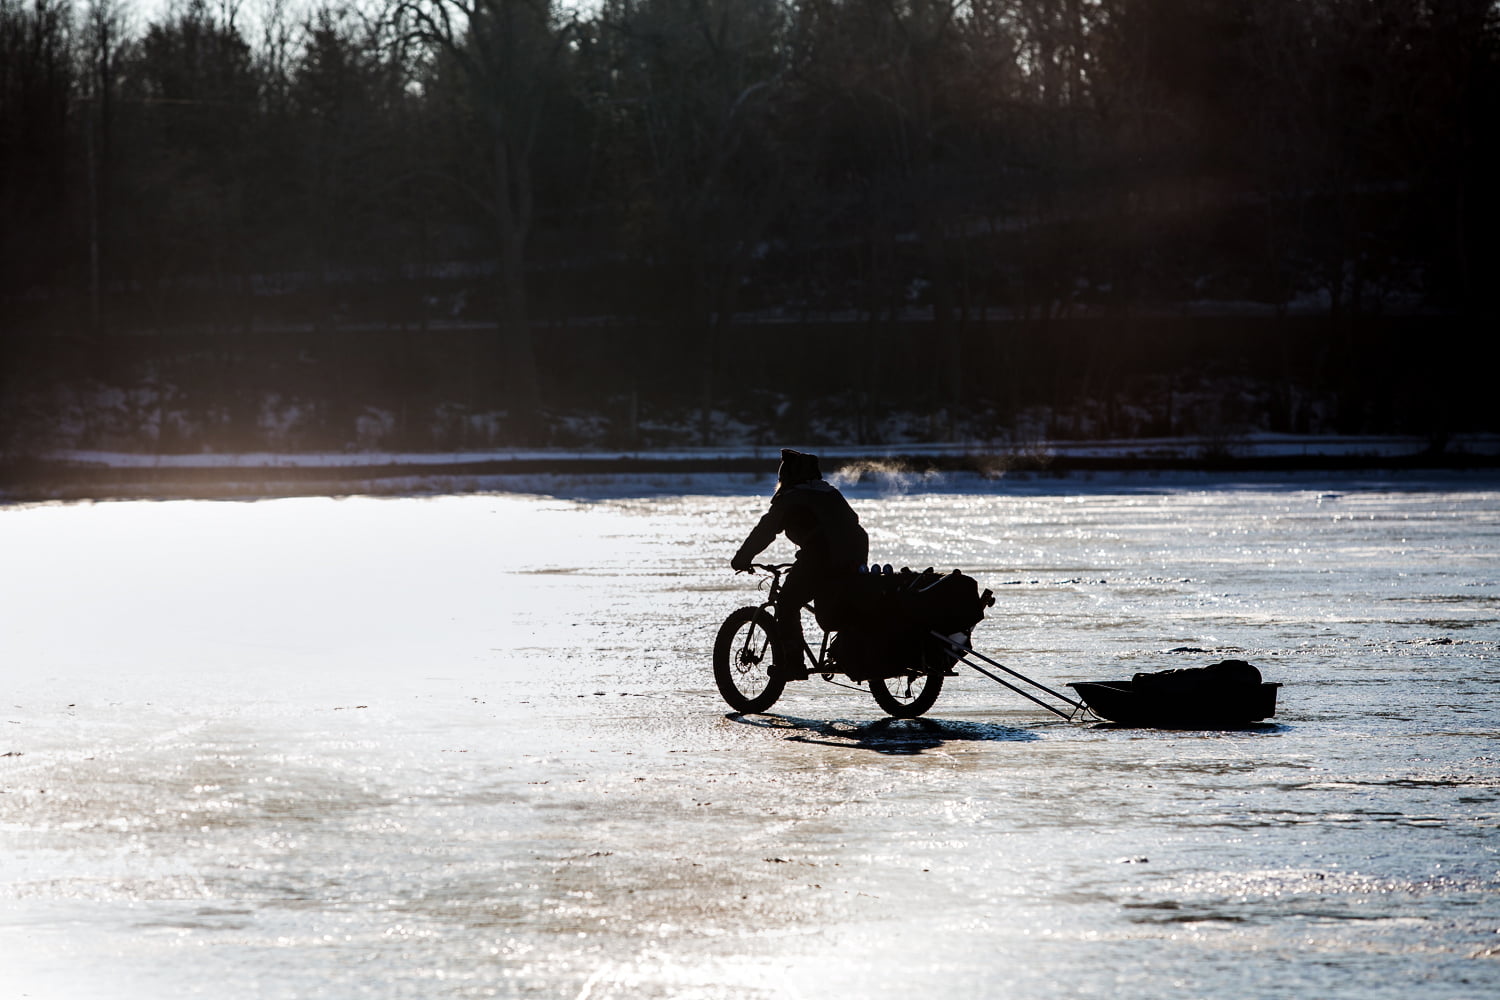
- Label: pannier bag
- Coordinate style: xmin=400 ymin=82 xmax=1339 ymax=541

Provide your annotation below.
xmin=820 ymin=567 xmax=995 ymax=680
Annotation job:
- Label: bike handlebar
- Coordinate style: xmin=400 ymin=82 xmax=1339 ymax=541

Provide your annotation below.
xmin=734 ymin=562 xmax=793 ymax=580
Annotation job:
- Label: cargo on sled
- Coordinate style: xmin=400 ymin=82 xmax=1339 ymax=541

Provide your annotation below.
xmin=1068 ymin=660 xmax=1282 ymax=727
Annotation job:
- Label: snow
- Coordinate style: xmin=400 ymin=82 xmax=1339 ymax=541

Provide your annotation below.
xmin=33 ymin=433 xmax=1500 ymax=471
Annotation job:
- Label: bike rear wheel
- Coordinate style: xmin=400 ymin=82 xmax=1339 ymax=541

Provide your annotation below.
xmin=713 ymin=606 xmax=786 ymax=714
xmin=870 ymin=670 xmax=944 ymax=718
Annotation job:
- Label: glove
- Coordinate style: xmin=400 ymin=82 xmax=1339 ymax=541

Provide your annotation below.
xmin=730 ymin=553 xmax=752 ymax=573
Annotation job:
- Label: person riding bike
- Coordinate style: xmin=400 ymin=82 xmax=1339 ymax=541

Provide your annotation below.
xmin=730 ymin=449 xmax=869 ymax=677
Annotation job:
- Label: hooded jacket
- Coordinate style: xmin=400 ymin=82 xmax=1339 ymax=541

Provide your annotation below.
xmin=733 ymin=451 xmax=869 ymax=570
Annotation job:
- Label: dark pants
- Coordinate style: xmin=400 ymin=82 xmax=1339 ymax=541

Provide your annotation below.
xmin=775 ymin=554 xmax=851 ymax=671
xmin=776 ymin=561 xmax=817 ymax=646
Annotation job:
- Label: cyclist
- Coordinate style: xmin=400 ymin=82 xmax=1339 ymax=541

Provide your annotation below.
xmin=730 ymin=449 xmax=869 ymax=676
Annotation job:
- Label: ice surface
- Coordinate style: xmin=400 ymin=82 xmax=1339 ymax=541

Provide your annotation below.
xmin=2 ymin=475 xmax=1498 ymax=999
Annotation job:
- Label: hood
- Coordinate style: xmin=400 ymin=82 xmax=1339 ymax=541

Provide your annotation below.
xmin=777 ymin=449 xmax=822 ymax=486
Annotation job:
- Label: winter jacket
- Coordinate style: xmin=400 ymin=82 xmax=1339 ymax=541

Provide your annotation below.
xmin=733 ymin=479 xmax=869 ymax=571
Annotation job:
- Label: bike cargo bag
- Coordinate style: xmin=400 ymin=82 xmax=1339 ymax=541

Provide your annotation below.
xmin=894 ymin=569 xmax=990 ymax=636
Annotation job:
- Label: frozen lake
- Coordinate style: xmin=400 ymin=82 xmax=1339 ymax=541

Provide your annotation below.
xmin=3 ymin=471 xmax=1498 ymax=999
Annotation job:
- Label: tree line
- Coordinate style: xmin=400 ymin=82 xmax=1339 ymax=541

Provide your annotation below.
xmin=2 ymin=0 xmax=1497 ymax=448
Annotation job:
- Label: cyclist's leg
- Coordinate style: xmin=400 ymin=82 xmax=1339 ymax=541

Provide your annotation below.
xmin=774 ymin=560 xmax=819 ymax=677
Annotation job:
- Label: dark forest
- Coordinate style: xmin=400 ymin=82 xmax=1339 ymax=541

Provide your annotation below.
xmin=2 ymin=0 xmax=1497 ymax=455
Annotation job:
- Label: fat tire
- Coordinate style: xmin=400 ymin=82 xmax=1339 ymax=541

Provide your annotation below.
xmin=871 ymin=670 xmax=944 ymax=718
xmin=713 ymin=606 xmax=786 ymax=714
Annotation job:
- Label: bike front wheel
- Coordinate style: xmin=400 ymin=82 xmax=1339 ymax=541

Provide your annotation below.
xmin=713 ymin=606 xmax=786 ymax=714
xmin=870 ymin=670 xmax=944 ymax=718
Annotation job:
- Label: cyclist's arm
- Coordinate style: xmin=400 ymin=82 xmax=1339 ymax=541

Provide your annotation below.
xmin=733 ymin=505 xmax=784 ymax=568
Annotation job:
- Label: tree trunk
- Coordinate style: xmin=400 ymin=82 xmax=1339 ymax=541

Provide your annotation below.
xmin=921 ymin=215 xmax=962 ymax=421
xmin=494 ymin=131 xmax=541 ymax=442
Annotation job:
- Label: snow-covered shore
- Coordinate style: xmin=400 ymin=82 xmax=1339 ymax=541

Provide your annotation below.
xmin=4 ymin=433 xmax=1498 ymax=502
xmin=29 ymin=432 xmax=1500 ymax=469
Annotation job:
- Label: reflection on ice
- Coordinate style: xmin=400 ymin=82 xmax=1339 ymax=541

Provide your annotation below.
xmin=1 ymin=474 xmax=1498 ymax=999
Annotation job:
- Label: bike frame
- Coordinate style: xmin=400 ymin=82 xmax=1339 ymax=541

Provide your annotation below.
xmin=723 ymin=563 xmax=1068 ymax=719
xmin=719 ymin=563 xmax=952 ymax=718
xmin=750 ymin=562 xmax=832 ymax=675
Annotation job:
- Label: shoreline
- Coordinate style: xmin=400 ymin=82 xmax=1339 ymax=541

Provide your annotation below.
xmin=4 ymin=435 xmax=1499 ymax=502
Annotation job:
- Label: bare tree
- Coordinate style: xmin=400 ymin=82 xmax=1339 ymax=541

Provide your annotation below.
xmin=609 ymin=0 xmax=793 ymax=443
xmin=1 ymin=0 xmax=77 ymax=304
xmin=392 ymin=0 xmax=575 ymax=440
xmin=80 ymin=0 xmax=129 ymax=334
